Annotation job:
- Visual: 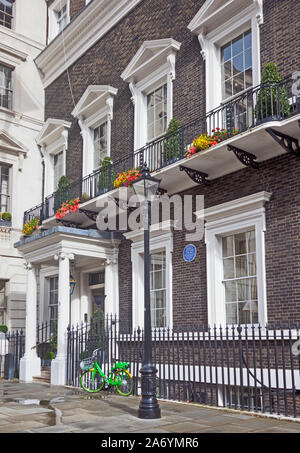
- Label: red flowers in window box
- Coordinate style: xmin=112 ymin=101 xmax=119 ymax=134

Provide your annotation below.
xmin=55 ymin=198 xmax=80 ymax=220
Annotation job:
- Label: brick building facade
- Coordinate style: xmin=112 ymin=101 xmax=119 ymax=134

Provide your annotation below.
xmin=16 ymin=0 xmax=300 ymax=389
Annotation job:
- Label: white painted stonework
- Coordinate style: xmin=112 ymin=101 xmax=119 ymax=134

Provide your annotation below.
xmin=0 ymin=0 xmax=46 ymax=330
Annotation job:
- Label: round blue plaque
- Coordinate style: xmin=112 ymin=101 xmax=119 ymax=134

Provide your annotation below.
xmin=183 ymin=244 xmax=197 ymax=263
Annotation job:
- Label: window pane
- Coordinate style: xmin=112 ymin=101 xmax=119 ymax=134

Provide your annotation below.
xmin=245 ymin=68 xmax=253 ymax=88
xmin=244 ymin=31 xmax=252 ymax=50
xmin=225 ymin=281 xmax=236 ymax=302
xmin=235 ymin=233 xmax=246 ymax=255
xmin=222 ymin=236 xmax=234 ymax=258
xmin=222 ymin=61 xmax=232 ymax=80
xmin=237 ymin=279 xmax=249 ymax=302
xmin=233 ymin=54 xmax=244 ymax=75
xmin=232 ymin=36 xmax=243 ymax=56
xmin=222 ymin=79 xmax=232 ymax=99
xmin=245 ymin=48 xmax=252 ymax=70
xmin=232 ymin=73 xmax=245 ymax=95
xmin=221 ymin=44 xmax=231 ymax=63
xmin=223 ymin=257 xmax=234 ymax=279
xmin=236 ymin=255 xmax=247 ymax=278
xmin=226 ymin=303 xmax=238 ymax=325
xmin=248 ymin=253 xmax=256 ymax=276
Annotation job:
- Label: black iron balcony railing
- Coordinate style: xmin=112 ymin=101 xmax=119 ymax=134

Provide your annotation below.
xmin=24 ymin=77 xmax=300 ymax=226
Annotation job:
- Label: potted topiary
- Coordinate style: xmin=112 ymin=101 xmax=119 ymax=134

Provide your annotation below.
xmin=255 ymin=62 xmax=290 ymax=123
xmin=54 ymin=176 xmax=70 ymax=211
xmin=44 ymin=351 xmax=55 ymax=366
xmin=0 ymin=325 xmax=8 ymax=334
xmin=97 ymin=157 xmax=114 ymax=195
xmin=163 ymin=118 xmax=182 ymax=166
xmin=0 ymin=212 xmax=12 ymax=226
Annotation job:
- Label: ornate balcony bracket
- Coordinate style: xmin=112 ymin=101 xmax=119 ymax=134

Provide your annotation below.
xmin=179 ymin=165 xmax=210 ymax=186
xmin=79 ymin=208 xmax=98 ymax=222
xmin=227 ymin=145 xmax=259 ymax=169
xmin=266 ymin=128 xmax=300 ymax=156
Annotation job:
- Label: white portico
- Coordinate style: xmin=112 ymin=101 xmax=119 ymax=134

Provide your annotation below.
xmin=15 ymin=226 xmax=121 ymax=385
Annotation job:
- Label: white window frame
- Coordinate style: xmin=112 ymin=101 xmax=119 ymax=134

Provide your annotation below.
xmin=124 ymin=224 xmax=173 ymax=329
xmin=121 ymin=39 xmax=181 ymax=150
xmin=188 ymin=0 xmax=263 ymax=112
xmin=195 ymin=191 xmax=271 ymax=327
xmin=36 ymin=119 xmax=71 ymax=197
xmin=72 ymin=85 xmax=117 ymax=177
xmin=48 ymin=0 xmax=70 ymax=42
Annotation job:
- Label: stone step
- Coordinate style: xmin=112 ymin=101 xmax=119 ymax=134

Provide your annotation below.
xmin=32 ymin=367 xmax=51 ymax=384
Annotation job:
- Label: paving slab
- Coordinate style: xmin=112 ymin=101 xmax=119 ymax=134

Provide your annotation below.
xmin=1 ymin=380 xmax=300 ymax=433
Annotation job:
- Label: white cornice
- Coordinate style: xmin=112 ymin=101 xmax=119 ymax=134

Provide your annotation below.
xmin=72 ymin=85 xmax=118 ymax=121
xmin=36 ymin=118 xmax=71 ymax=148
xmin=0 ymin=43 xmax=28 ymax=63
xmin=188 ymin=0 xmax=263 ymax=36
xmin=121 ymin=38 xmax=181 ymax=83
xmin=35 ymin=0 xmax=143 ymax=88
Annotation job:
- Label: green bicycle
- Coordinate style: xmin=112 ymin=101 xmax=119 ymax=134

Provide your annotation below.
xmin=80 ymin=349 xmax=133 ymax=396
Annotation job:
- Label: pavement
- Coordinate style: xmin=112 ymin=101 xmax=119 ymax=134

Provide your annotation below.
xmin=0 ymin=380 xmax=300 ymax=433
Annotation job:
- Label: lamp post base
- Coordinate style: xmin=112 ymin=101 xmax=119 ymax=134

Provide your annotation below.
xmin=138 ymin=365 xmax=161 ymax=419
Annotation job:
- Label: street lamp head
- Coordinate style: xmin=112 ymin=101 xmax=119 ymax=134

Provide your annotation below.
xmin=132 ymin=162 xmax=161 ymax=202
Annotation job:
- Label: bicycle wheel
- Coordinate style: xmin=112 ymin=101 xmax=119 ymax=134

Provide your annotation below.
xmin=115 ymin=370 xmax=133 ymax=396
xmin=80 ymin=370 xmax=105 ymax=393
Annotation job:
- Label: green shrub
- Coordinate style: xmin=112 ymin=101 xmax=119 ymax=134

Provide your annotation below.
xmin=2 ymin=212 xmax=11 ymax=222
xmin=255 ymin=62 xmax=290 ymax=121
xmin=0 ymin=325 xmax=8 ymax=333
xmin=98 ymin=157 xmax=114 ymax=193
xmin=55 ymin=176 xmax=70 ymax=211
xmin=45 ymin=351 xmax=55 ymax=361
xmin=163 ymin=118 xmax=182 ymax=163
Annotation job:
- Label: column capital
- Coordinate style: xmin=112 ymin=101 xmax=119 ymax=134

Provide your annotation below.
xmin=105 ymin=257 xmax=118 ymax=266
xmin=24 ymin=261 xmax=33 ymax=271
xmin=54 ymin=252 xmax=75 ymax=261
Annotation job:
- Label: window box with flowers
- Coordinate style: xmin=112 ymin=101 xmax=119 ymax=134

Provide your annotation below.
xmin=55 ymin=198 xmax=80 ymax=220
xmin=113 ymin=169 xmax=141 ymax=189
xmin=22 ymin=217 xmax=41 ymax=236
xmin=185 ymin=128 xmax=239 ymax=158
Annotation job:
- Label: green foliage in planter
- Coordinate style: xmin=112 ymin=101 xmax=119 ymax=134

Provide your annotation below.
xmin=163 ymin=118 xmax=182 ymax=163
xmin=0 ymin=325 xmax=8 ymax=333
xmin=81 ymin=192 xmax=91 ymax=202
xmin=55 ymin=176 xmax=70 ymax=210
xmin=1 ymin=212 xmax=12 ymax=222
xmin=255 ymin=62 xmax=290 ymax=121
xmin=45 ymin=351 xmax=55 ymax=361
xmin=98 ymin=157 xmax=114 ymax=193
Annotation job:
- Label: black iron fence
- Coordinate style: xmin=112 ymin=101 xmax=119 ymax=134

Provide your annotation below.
xmin=24 ymin=77 xmax=300 ymax=225
xmin=67 ymin=316 xmax=300 ymax=419
xmin=0 ymin=330 xmax=24 ymax=379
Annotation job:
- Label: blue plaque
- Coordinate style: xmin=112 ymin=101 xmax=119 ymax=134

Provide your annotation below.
xmin=183 ymin=244 xmax=197 ymax=263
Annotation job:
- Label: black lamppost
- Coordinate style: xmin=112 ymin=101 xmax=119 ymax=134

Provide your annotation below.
xmin=132 ymin=163 xmax=161 ymax=419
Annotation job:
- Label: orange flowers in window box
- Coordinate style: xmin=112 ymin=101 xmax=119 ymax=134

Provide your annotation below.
xmin=113 ymin=169 xmax=141 ymax=188
xmin=186 ymin=128 xmax=239 ymax=158
xmin=55 ymin=198 xmax=80 ymax=220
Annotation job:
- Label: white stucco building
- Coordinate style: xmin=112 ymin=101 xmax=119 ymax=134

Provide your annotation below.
xmin=0 ymin=0 xmax=46 ymax=330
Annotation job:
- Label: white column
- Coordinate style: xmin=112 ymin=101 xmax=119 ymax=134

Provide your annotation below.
xmin=51 ymin=252 xmax=71 ymax=385
xmin=19 ymin=262 xmax=41 ymax=382
xmin=104 ymin=258 xmax=119 ymax=318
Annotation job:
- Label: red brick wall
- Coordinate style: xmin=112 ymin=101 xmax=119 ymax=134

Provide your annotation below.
xmin=70 ymin=0 xmax=86 ymax=20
